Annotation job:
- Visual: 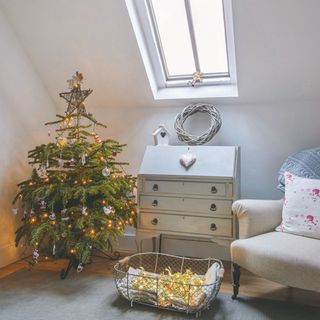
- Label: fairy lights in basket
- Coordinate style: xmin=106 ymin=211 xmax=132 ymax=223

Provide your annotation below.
xmin=131 ymin=267 xmax=206 ymax=308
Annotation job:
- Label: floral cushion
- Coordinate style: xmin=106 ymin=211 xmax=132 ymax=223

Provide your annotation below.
xmin=276 ymin=172 xmax=320 ymax=239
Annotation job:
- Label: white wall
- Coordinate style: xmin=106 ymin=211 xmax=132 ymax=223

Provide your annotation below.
xmin=0 ymin=9 xmax=56 ymax=267
xmin=1 ymin=0 xmax=319 ymax=200
xmin=92 ymin=100 xmax=320 ymax=200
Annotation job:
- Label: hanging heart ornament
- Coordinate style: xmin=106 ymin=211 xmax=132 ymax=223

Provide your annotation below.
xmin=179 ymin=152 xmax=197 ymax=169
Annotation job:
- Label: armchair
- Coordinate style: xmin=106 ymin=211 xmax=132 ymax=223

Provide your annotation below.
xmin=231 ymin=199 xmax=320 ymax=299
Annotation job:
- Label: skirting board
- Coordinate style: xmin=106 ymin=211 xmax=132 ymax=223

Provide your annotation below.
xmin=0 ymin=242 xmax=20 ymax=268
xmin=114 ymin=233 xmax=231 ymax=260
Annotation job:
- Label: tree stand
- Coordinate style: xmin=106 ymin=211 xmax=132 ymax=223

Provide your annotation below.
xmin=60 ymin=260 xmax=74 ymax=280
xmin=232 ymin=263 xmax=241 ymax=299
xmin=59 ymin=250 xmax=121 ymax=280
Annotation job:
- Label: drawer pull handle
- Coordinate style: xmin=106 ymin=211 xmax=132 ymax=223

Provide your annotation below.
xmin=151 ymin=218 xmax=158 ymax=225
xmin=152 ymin=184 xmax=158 ymax=191
xmin=152 ymin=200 xmax=158 ymax=207
xmin=210 ymin=223 xmax=217 ymax=231
xmin=211 ymin=186 xmax=218 ymax=194
xmin=210 ymin=204 xmax=217 ymax=211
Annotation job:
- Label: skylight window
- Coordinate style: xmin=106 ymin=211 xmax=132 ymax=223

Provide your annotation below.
xmin=126 ymin=0 xmax=238 ymax=99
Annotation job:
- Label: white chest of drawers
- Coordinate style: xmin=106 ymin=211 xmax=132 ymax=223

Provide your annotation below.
xmin=136 ymin=145 xmax=239 ymax=254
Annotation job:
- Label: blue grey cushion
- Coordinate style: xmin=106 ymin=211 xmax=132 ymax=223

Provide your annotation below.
xmin=278 ymin=148 xmax=320 ymax=192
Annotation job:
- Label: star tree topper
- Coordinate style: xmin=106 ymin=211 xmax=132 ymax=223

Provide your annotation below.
xmin=60 ymin=72 xmax=93 ymax=114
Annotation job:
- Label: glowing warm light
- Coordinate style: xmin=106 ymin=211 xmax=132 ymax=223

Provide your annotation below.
xmin=74 ymin=180 xmax=78 ymax=184
xmin=30 ymin=217 xmax=36 ymax=223
xmin=89 ymin=229 xmax=96 ymax=235
xmin=42 ymin=213 xmax=48 ymax=218
xmin=102 ymin=200 xmax=106 ymax=205
xmin=68 ymin=224 xmax=72 ymax=228
xmin=29 ymin=182 xmax=33 ymax=186
xmin=70 ymin=248 xmax=76 ymax=254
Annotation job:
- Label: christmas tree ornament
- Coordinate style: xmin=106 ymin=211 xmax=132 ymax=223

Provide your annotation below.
xmin=112 ymin=150 xmax=117 ymax=157
xmin=52 ymin=243 xmax=56 ymax=255
xmin=57 ymin=137 xmax=68 ymax=147
xmin=102 ymin=167 xmax=110 ymax=177
xmin=46 ymin=157 xmax=50 ymax=168
xmin=69 ymin=157 xmax=76 ymax=167
xmin=40 ymin=200 xmax=46 ymax=210
xmin=91 ymin=123 xmax=96 ymax=136
xmin=94 ymin=134 xmax=102 ymax=143
xmin=103 ymin=206 xmax=114 ymax=215
xmin=33 ymin=249 xmax=40 ymax=262
xmin=48 ymin=129 xmax=51 ymax=137
xmin=67 ymin=71 xmax=83 ymax=90
xmin=77 ymin=263 xmax=84 ymax=273
xmin=12 ymin=208 xmax=18 ymax=215
xmin=61 ymin=208 xmax=69 ymax=221
xmin=82 ymin=207 xmax=88 ymax=216
xmin=81 ymin=153 xmax=87 ymax=165
xmin=58 ymin=152 xmax=64 ymax=168
xmin=126 ymin=191 xmax=135 ymax=198
xmin=58 ymin=158 xmax=64 ymax=168
xmin=37 ymin=165 xmax=48 ymax=178
xmin=49 ymin=212 xmax=56 ymax=221
xmin=69 ymin=138 xmax=76 ymax=145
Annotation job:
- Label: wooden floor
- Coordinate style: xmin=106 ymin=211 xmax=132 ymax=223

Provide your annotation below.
xmin=1 ymin=254 xmax=320 ymax=307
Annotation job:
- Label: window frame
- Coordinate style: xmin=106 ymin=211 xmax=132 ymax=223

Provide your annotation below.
xmin=125 ymin=0 xmax=238 ymax=99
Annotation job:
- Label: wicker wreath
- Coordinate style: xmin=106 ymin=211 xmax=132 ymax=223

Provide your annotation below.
xmin=174 ymin=103 xmax=222 ymax=145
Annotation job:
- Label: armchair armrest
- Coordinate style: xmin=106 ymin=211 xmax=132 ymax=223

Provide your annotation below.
xmin=233 ymin=199 xmax=283 ymax=239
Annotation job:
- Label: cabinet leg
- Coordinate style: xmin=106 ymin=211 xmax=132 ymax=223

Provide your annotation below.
xmin=232 ymin=263 xmax=241 ymax=299
xmin=152 ymin=236 xmax=157 ymax=252
xmin=135 ymin=238 xmax=142 ymax=253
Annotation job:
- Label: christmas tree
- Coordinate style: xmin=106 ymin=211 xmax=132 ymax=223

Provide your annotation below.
xmin=13 ymin=72 xmax=136 ymax=275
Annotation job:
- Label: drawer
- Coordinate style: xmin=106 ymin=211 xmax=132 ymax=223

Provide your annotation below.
xmin=139 ymin=195 xmax=232 ymax=216
xmin=143 ymin=180 xmax=228 ymax=197
xmin=139 ymin=213 xmax=233 ymax=237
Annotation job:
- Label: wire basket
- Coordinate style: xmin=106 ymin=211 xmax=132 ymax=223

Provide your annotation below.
xmin=113 ymin=252 xmax=224 ymax=317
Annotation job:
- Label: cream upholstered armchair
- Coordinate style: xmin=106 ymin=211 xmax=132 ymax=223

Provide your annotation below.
xmin=230 ymin=199 xmax=320 ymax=299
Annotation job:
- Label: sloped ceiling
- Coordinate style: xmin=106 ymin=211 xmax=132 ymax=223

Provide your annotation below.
xmin=1 ymin=0 xmax=320 ymax=110
xmin=1 ymin=0 xmax=320 ymax=200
